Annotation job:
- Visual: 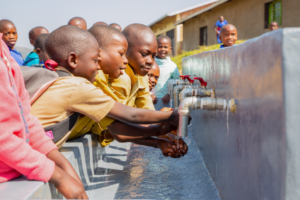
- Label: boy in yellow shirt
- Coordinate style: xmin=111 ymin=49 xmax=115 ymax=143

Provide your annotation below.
xmin=85 ymin=25 xmax=187 ymax=156
xmin=31 ymin=25 xmax=186 ymax=158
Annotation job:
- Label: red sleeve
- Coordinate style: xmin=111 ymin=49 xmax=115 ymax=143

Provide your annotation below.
xmin=0 ymin=42 xmax=56 ymax=182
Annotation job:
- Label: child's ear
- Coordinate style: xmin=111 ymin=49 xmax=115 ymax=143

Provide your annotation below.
xmin=30 ymin=39 xmax=34 ymax=46
xmin=67 ymin=52 xmax=78 ymax=69
xmin=36 ymin=48 xmax=41 ymax=55
xmin=170 ymin=46 xmax=173 ymax=51
xmin=219 ymin=35 xmax=222 ymax=41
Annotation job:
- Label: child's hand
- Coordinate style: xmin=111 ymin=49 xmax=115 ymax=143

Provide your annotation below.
xmin=162 ymin=94 xmax=170 ymax=104
xmin=169 ymin=138 xmax=188 ymax=156
xmin=160 ymin=107 xmax=174 ymax=111
xmin=151 ymin=94 xmax=158 ymax=104
xmin=50 ymin=166 xmax=88 ymax=199
xmin=157 ymin=140 xmax=181 ymax=158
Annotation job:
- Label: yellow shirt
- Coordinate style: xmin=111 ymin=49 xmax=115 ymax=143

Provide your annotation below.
xmin=110 ymin=65 xmax=155 ymax=110
xmin=30 ymin=67 xmax=115 ymax=138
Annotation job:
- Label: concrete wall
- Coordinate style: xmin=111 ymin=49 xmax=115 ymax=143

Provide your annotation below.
xmin=182 ymin=0 xmax=300 ymax=51
xmin=182 ymin=28 xmax=300 ymax=200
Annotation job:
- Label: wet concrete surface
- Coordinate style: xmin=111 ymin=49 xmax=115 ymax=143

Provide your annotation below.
xmin=86 ymin=132 xmax=220 ymax=200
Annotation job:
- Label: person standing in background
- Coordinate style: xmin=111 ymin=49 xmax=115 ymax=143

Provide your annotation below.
xmin=213 ymin=16 xmax=228 ymax=44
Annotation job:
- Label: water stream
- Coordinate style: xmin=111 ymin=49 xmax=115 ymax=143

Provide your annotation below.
xmin=170 ymin=99 xmax=173 ymax=108
xmin=227 ymin=105 xmax=229 ymax=136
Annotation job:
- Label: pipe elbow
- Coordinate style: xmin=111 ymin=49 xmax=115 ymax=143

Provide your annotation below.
xmin=178 ymin=97 xmax=197 ymax=114
xmin=174 ymin=85 xmax=184 ymax=94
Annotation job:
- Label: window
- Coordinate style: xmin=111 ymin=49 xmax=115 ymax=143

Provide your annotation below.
xmin=265 ymin=0 xmax=282 ymax=29
xmin=166 ymin=29 xmax=175 ymax=55
xmin=199 ymin=26 xmax=207 ymax=46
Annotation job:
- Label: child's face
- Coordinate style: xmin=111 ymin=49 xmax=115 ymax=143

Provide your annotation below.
xmin=70 ymin=40 xmax=100 ymax=83
xmin=270 ymin=23 xmax=278 ymax=31
xmin=219 ymin=27 xmax=238 ymax=47
xmin=36 ymin=48 xmax=50 ymax=63
xmin=1 ymin=24 xmax=18 ymax=49
xmin=99 ymin=34 xmax=128 ymax=79
xmin=126 ymin=37 xmax=157 ymax=76
xmin=148 ymin=65 xmax=160 ymax=91
xmin=157 ymin=38 xmax=172 ymax=59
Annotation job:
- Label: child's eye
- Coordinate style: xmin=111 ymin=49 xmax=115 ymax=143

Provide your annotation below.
xmin=141 ymin=53 xmax=146 ymax=57
xmin=93 ymin=59 xmax=98 ymax=63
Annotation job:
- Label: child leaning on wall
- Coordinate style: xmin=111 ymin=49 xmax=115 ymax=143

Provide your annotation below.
xmin=151 ymin=35 xmax=180 ymax=110
xmin=219 ymin=24 xmax=238 ymax=49
xmin=30 ymin=25 xmax=187 ymax=158
xmin=0 ymin=36 xmax=88 ymax=199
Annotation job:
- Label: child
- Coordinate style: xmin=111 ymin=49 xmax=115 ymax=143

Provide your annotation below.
xmin=68 ymin=17 xmax=87 ymax=30
xmin=86 ymin=25 xmax=187 ymax=156
xmin=0 ymin=36 xmax=88 ymax=199
xmin=219 ymin=24 xmax=238 ymax=48
xmin=30 ymin=25 xmax=186 ymax=158
xmin=0 ymin=19 xmax=24 ymax=66
xmin=29 ymin=33 xmax=50 ymax=68
xmin=269 ymin=21 xmax=279 ymax=31
xmin=214 ymin=16 xmax=228 ymax=44
xmin=151 ymin=35 xmax=180 ymax=110
xmin=23 ymin=26 xmax=49 ymax=66
xmin=148 ymin=61 xmax=160 ymax=92
xmin=109 ymin=23 xmax=122 ymax=32
xmin=148 ymin=61 xmax=160 ymax=104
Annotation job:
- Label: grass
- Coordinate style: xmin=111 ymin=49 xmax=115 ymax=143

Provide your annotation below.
xmin=171 ymin=40 xmax=245 ymax=71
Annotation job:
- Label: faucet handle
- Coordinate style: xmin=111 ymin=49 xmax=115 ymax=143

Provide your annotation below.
xmin=194 ymin=77 xmax=207 ymax=87
xmin=180 ymin=75 xmax=194 ymax=83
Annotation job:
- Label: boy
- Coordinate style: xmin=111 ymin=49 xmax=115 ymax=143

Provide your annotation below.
xmin=87 ymin=25 xmax=187 ymax=156
xmin=219 ymin=24 xmax=238 ymax=48
xmin=31 ymin=25 xmax=186 ymax=158
xmin=32 ymin=33 xmax=50 ymax=67
xmin=151 ymin=35 xmax=180 ymax=110
xmin=269 ymin=21 xmax=279 ymax=31
xmin=0 ymin=19 xmax=24 ymax=66
xmin=68 ymin=17 xmax=87 ymax=30
xmin=23 ymin=26 xmax=49 ymax=66
xmin=148 ymin=61 xmax=160 ymax=92
xmin=213 ymin=16 xmax=228 ymax=44
xmin=109 ymin=23 xmax=122 ymax=32
xmin=0 ymin=36 xmax=88 ymax=199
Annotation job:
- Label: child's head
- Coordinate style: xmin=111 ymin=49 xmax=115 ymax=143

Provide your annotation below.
xmin=269 ymin=22 xmax=279 ymax=31
xmin=123 ymin=23 xmax=157 ymax=76
xmin=34 ymin=33 xmax=49 ymax=63
xmin=156 ymin=35 xmax=172 ymax=59
xmin=0 ymin=19 xmax=18 ymax=50
xmin=219 ymin=24 xmax=238 ymax=47
xmin=94 ymin=22 xmax=108 ymax=26
xmin=68 ymin=17 xmax=87 ymax=30
xmin=109 ymin=23 xmax=122 ymax=32
xmin=44 ymin=25 xmax=100 ymax=82
xmin=219 ymin=16 xmax=225 ymax=22
xmin=88 ymin=25 xmax=128 ymax=79
xmin=148 ymin=61 xmax=160 ymax=91
xmin=29 ymin=26 xmax=49 ymax=47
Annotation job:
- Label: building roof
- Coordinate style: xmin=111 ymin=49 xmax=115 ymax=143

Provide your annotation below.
xmin=174 ymin=0 xmax=228 ymax=25
xmin=148 ymin=0 xmax=219 ymax=27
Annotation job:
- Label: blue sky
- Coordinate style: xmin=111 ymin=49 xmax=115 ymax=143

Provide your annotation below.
xmin=0 ymin=0 xmax=210 ymax=49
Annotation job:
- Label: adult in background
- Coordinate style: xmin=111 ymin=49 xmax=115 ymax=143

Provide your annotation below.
xmin=213 ymin=16 xmax=228 ymax=44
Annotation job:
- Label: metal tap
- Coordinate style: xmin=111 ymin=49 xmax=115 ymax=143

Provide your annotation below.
xmin=178 ymin=97 xmax=236 ymax=138
xmin=174 ymin=77 xmax=215 ymax=109
xmin=167 ymin=75 xmax=193 ymax=103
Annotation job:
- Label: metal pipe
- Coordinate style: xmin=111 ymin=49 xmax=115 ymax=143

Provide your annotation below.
xmin=167 ymin=79 xmax=190 ymax=100
xmin=173 ymin=85 xmax=193 ymax=110
xmin=178 ymin=97 xmax=237 ymax=138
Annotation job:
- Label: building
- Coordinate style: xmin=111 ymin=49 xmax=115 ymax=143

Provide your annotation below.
xmin=149 ymin=0 xmax=218 ymax=56
xmin=174 ymin=0 xmax=300 ymax=51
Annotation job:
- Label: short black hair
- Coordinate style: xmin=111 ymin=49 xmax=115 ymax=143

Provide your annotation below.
xmin=123 ymin=23 xmax=156 ymax=48
xmin=29 ymin=26 xmax=48 ymax=40
xmin=0 ymin=19 xmax=15 ymax=32
xmin=44 ymin=25 xmax=96 ymax=63
xmin=34 ymin=33 xmax=48 ymax=51
xmin=157 ymin=35 xmax=172 ymax=45
xmin=88 ymin=25 xmax=125 ymax=49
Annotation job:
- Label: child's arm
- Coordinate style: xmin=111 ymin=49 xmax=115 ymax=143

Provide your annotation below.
xmin=107 ymin=101 xmax=179 ymax=127
xmin=107 ymin=120 xmax=176 ymax=137
xmin=47 ymin=149 xmax=83 ymax=186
